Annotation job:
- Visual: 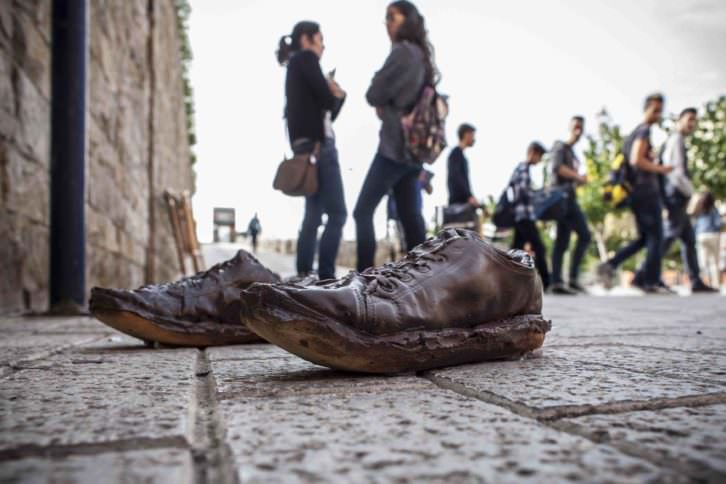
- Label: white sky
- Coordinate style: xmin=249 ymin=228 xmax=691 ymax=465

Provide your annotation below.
xmin=188 ymin=0 xmax=725 ymax=242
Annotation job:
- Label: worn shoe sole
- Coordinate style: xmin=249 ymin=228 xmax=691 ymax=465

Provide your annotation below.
xmin=91 ymin=308 xmax=265 ymax=347
xmin=242 ymin=294 xmax=550 ymax=374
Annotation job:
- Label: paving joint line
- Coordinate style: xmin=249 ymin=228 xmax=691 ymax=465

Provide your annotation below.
xmin=423 ymin=373 xmax=726 ymax=480
xmin=0 ymin=436 xmax=189 ymax=462
xmin=191 ymin=349 xmax=240 ymax=484
xmin=0 ymin=334 xmax=110 ymax=379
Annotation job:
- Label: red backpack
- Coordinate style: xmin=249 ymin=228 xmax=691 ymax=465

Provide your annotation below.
xmin=400 ymin=86 xmax=449 ymax=165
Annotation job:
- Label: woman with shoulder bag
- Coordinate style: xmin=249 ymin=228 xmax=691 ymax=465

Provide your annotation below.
xmin=277 ymin=21 xmax=347 ymax=280
xmin=353 ymin=1 xmax=437 ymax=271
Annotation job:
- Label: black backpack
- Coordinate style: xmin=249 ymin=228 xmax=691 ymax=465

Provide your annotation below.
xmin=492 ymin=186 xmax=515 ymax=228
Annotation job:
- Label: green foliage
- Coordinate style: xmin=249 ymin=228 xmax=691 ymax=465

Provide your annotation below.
xmin=689 ymin=96 xmax=726 ymax=199
xmin=174 ymin=0 xmax=196 ymax=164
xmin=579 ymin=110 xmax=624 ymax=228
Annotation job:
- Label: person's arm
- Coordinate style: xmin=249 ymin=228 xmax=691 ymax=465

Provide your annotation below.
xmin=630 ymin=138 xmax=672 ymax=174
xmin=299 ymin=52 xmax=340 ymax=112
xmin=665 ymin=136 xmax=694 ymax=196
xmin=365 ymin=44 xmax=413 ymax=108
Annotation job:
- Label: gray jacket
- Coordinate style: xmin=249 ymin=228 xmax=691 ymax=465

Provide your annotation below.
xmin=366 ymin=41 xmax=425 ymax=164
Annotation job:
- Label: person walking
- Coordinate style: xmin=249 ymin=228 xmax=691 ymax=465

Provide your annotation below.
xmin=447 ymin=123 xmax=478 ymax=206
xmin=353 ymin=0 xmax=437 ymax=271
xmin=549 ymin=116 xmax=591 ymax=295
xmin=694 ymin=192 xmax=722 ymax=289
xmin=277 ymin=21 xmax=347 ymax=280
xmin=247 ymin=213 xmax=262 ymax=253
xmin=633 ymin=108 xmax=717 ymax=293
xmin=597 ymin=94 xmax=674 ymax=294
xmin=509 ymin=142 xmax=550 ymax=289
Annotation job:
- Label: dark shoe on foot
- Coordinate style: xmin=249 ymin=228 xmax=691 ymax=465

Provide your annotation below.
xmin=568 ymin=281 xmax=588 ymax=294
xmin=90 ymin=250 xmax=280 ymax=346
xmin=549 ymin=282 xmax=577 ymax=295
xmin=240 ymin=228 xmax=551 ymax=374
xmin=641 ymin=284 xmax=676 ymax=295
xmin=692 ymin=281 xmax=719 ymax=294
xmin=596 ymin=263 xmax=616 ymax=289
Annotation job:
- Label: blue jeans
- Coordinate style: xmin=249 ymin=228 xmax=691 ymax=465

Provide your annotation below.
xmin=551 ymin=196 xmax=592 ymax=284
xmin=354 ymin=153 xmax=426 ymax=272
xmin=296 ymin=138 xmax=347 ymax=280
xmin=609 ymin=190 xmax=663 ymax=286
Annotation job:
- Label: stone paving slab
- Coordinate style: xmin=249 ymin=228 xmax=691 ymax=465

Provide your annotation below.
xmin=0 ymin=316 xmax=111 ymax=334
xmin=211 ymin=356 xmax=680 ymax=483
xmin=0 ymin=341 xmax=197 ymax=452
xmin=0 ymin=333 xmax=106 ymax=375
xmin=562 ymin=404 xmax=726 ymax=481
xmin=545 ymin=345 xmax=726 ymax=385
xmin=429 ymin=355 xmax=725 ymax=417
xmin=208 ymin=348 xmax=424 ymax=400
xmin=0 ymin=448 xmax=193 ymax=484
xmin=545 ymin=334 xmax=726 ymax=354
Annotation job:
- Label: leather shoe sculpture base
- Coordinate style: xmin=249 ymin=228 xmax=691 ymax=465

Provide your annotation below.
xmin=241 ymin=228 xmax=551 ymax=374
xmin=90 ymin=250 xmax=280 ymax=347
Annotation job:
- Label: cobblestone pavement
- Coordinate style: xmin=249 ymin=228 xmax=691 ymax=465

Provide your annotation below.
xmin=1 ymin=294 xmax=725 ymax=483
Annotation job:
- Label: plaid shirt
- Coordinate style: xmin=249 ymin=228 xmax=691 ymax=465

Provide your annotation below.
xmin=509 ymin=161 xmax=535 ymax=222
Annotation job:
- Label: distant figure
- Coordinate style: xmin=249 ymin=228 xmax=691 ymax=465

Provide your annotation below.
xmin=277 ymin=20 xmax=347 ymax=279
xmin=509 ymin=142 xmax=550 ymax=289
xmin=694 ymin=192 xmax=722 ymax=288
xmin=549 ymin=116 xmax=591 ymax=295
xmin=633 ymin=108 xmax=716 ymax=293
xmin=597 ymin=93 xmax=674 ymax=293
xmin=447 ymin=123 xmax=478 ymax=206
xmin=353 ymin=1 xmax=437 ymax=272
xmin=248 ymin=213 xmax=262 ymax=253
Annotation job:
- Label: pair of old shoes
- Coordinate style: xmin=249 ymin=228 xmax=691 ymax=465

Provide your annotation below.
xmin=90 ymin=228 xmax=550 ymax=373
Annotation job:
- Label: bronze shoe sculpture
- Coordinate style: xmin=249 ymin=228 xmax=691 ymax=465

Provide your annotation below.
xmin=90 ymin=250 xmax=280 ymax=347
xmin=240 ymin=228 xmax=550 ymax=373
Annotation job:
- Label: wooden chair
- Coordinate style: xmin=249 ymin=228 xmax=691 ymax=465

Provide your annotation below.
xmin=164 ymin=190 xmax=205 ymax=275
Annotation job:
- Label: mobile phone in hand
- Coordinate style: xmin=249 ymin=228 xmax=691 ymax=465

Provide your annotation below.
xmin=328 ymin=68 xmax=336 ymax=80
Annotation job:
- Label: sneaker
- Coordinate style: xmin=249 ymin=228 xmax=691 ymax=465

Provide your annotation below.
xmin=240 ymin=228 xmax=551 ymax=374
xmin=641 ymin=284 xmax=677 ymax=295
xmin=596 ymin=262 xmax=616 ymax=289
xmin=568 ymin=281 xmax=588 ymax=294
xmin=90 ymin=250 xmax=281 ymax=346
xmin=691 ymin=281 xmax=719 ymax=294
xmin=549 ymin=282 xmax=577 ymax=295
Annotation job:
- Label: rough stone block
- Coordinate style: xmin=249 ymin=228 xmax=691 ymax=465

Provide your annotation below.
xmin=545 ymin=345 xmax=726 ymax=385
xmin=0 ymin=448 xmax=193 ymax=484
xmin=564 ymin=404 xmax=726 ymax=480
xmin=0 ymin=344 xmax=197 ymax=451
xmin=429 ymin=355 xmax=724 ymax=417
xmin=4 ymin=146 xmax=48 ymax=224
xmin=211 ymin=357 xmax=674 ymax=483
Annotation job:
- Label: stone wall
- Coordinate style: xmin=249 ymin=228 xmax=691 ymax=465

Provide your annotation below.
xmin=0 ymin=0 xmax=194 ymax=315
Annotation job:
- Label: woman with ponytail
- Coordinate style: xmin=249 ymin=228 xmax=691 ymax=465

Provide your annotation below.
xmin=277 ymin=21 xmax=347 ymax=281
xmin=353 ymin=1 xmax=439 ymax=271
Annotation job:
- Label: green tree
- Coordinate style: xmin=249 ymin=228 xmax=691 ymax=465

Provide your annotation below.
xmin=690 ymin=96 xmax=726 ymax=199
xmin=579 ymin=108 xmax=625 ymax=261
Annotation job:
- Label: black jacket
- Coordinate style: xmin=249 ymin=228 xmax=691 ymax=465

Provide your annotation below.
xmin=285 ymin=50 xmax=344 ymax=145
xmin=447 ymin=147 xmax=473 ymax=204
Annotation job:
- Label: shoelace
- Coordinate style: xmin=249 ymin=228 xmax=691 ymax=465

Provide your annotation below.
xmin=359 ymin=236 xmax=453 ymax=294
xmin=139 ymin=257 xmax=242 ymax=291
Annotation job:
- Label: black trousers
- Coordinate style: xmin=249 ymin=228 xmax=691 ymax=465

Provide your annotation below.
xmin=354 ymin=153 xmax=426 ymax=272
xmin=513 ymin=219 xmax=550 ymax=288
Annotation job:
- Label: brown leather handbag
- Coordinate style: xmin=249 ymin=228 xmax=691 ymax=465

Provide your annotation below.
xmin=273 ymin=144 xmax=319 ymax=197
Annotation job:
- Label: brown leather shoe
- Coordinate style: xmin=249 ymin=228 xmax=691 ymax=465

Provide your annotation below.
xmin=90 ymin=250 xmax=280 ymax=347
xmin=240 ymin=228 xmax=550 ymax=373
